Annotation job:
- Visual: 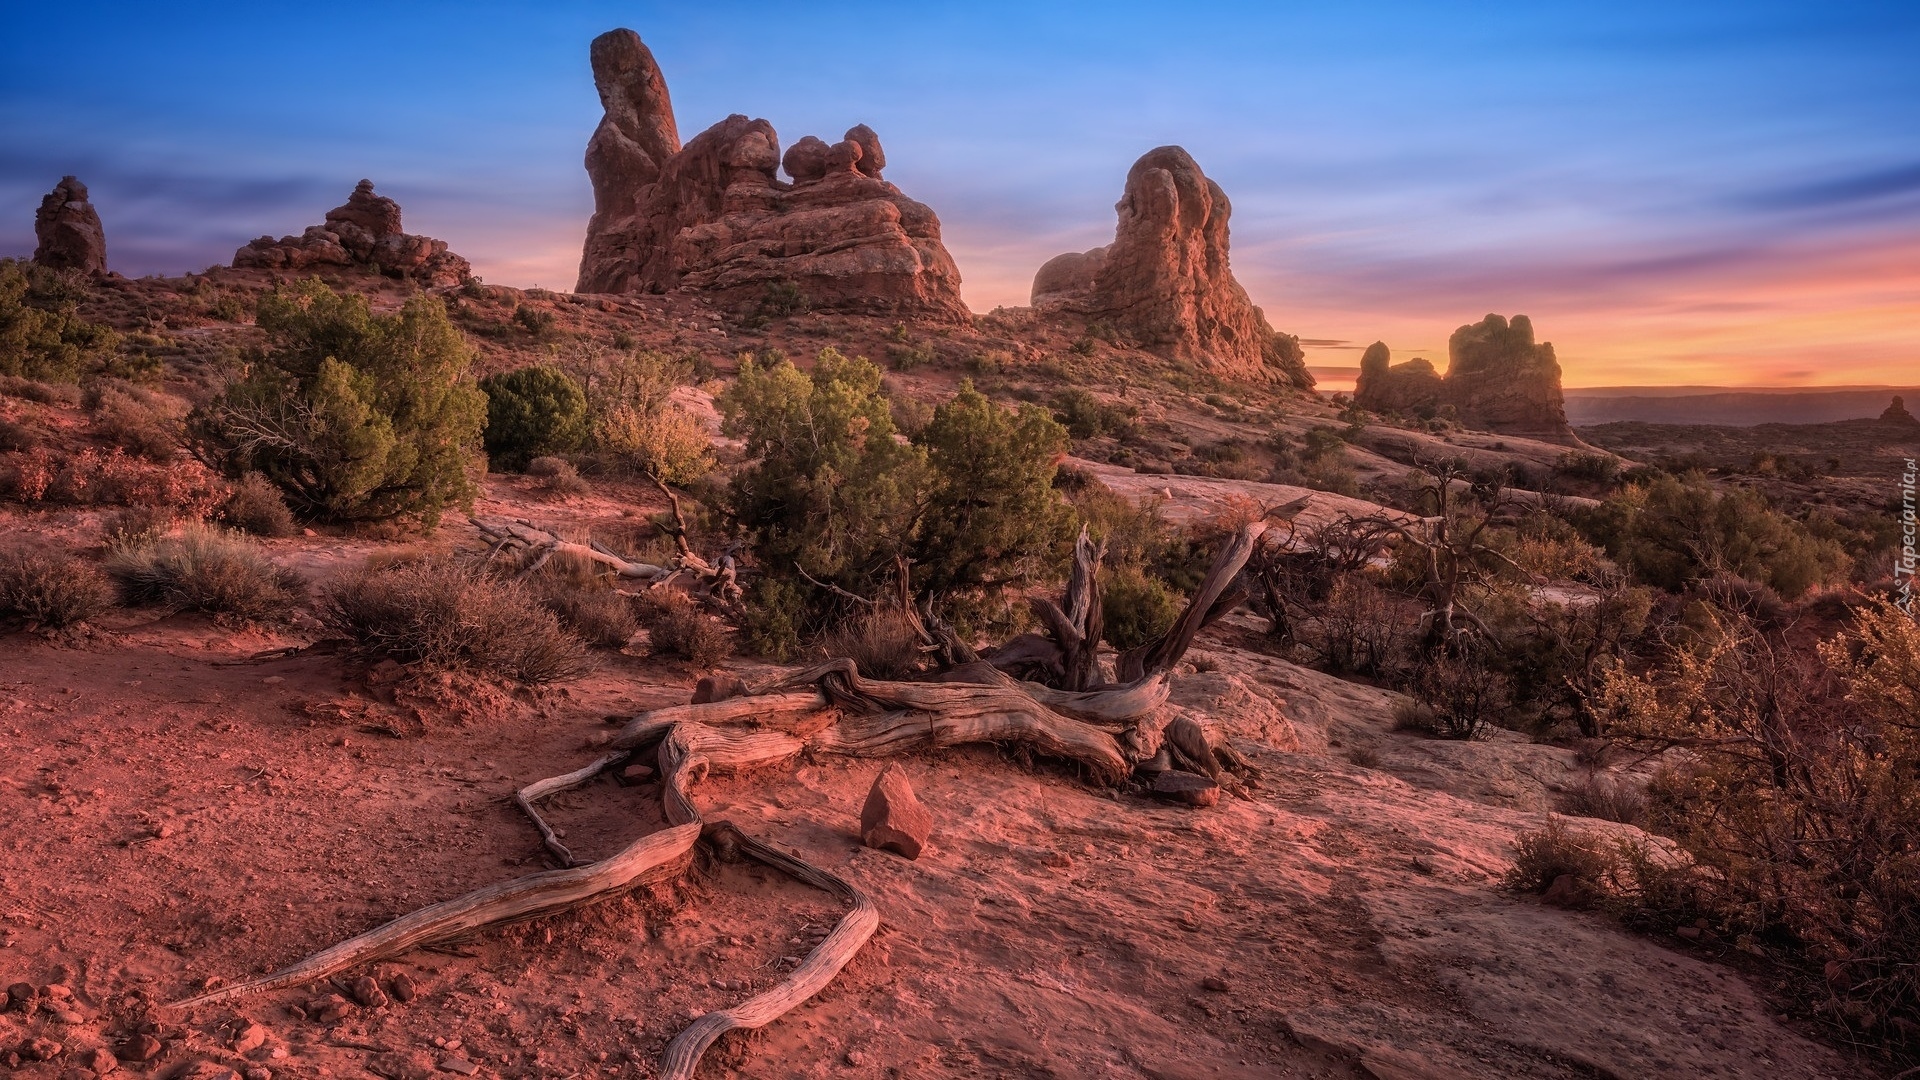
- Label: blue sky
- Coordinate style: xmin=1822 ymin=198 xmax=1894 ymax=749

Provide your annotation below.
xmin=3 ymin=1 xmax=1916 ymax=385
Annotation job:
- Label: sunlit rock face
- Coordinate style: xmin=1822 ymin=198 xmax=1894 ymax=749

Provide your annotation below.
xmin=575 ymin=28 xmax=967 ymax=320
xmin=1031 ymin=146 xmax=1313 ymax=389
xmin=232 ymin=180 xmax=472 ymax=288
xmin=33 ymin=176 xmax=107 ymax=275
xmin=1355 ymin=316 xmax=1576 ymax=441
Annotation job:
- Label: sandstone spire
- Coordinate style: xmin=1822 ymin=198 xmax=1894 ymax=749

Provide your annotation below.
xmin=32 ymin=176 xmax=107 ymax=274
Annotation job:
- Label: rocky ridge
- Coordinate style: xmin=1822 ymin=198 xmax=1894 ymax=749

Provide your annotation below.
xmin=1031 ymin=146 xmax=1312 ymax=389
xmin=31 ymin=176 xmax=107 ymax=275
xmin=574 ymin=28 xmax=967 ymax=320
xmin=232 ymin=180 xmax=471 ymax=288
xmin=1356 ymin=314 xmax=1579 ymax=442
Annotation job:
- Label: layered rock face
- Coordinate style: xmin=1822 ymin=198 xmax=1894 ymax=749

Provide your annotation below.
xmin=1030 ymin=146 xmax=1312 ymax=389
xmin=32 ymin=176 xmax=107 ymax=274
xmin=574 ymin=28 xmax=967 ymax=320
xmin=1354 ymin=315 xmax=1576 ymax=441
xmin=232 ymin=181 xmax=471 ymax=287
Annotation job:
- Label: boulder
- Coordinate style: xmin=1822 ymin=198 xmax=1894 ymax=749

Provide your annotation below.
xmin=1150 ymin=770 xmax=1220 ymax=808
xmin=232 ymin=180 xmax=471 ymax=288
xmin=1354 ymin=318 xmax=1578 ymax=442
xmin=1031 ymin=147 xmax=1312 ymax=388
xmin=859 ymin=762 xmax=932 ymax=859
xmin=32 ymin=176 xmax=107 ymax=274
xmin=1879 ymin=395 xmax=1919 ymax=425
xmin=574 ymin=28 xmax=968 ymax=320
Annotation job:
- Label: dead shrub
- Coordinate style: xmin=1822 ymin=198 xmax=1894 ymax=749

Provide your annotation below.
xmin=319 ymin=557 xmax=591 ymax=684
xmin=1502 ymin=816 xmax=1624 ymax=896
xmin=526 ymin=455 xmax=591 ymax=497
xmin=88 ymin=383 xmax=179 ymax=461
xmin=1406 ymin=648 xmax=1511 ymax=739
xmin=821 ymin=607 xmax=923 ymax=679
xmin=525 ymin=552 xmax=638 ymax=649
xmin=221 ymin=471 xmax=298 ymax=537
xmin=1304 ymin=576 xmax=1418 ymax=677
xmin=643 ymin=592 xmax=732 ymax=669
xmin=0 ymin=416 xmax=38 ymax=451
xmin=106 ymin=524 xmax=302 ymax=623
xmin=0 ymin=375 xmax=72 ymax=405
xmin=1558 ymin=773 xmax=1647 ymax=826
xmin=0 ymin=545 xmax=113 ymax=630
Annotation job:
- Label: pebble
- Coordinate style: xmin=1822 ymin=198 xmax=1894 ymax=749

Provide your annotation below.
xmin=387 ymin=972 xmax=418 ymax=1003
xmin=1202 ymin=976 xmax=1231 ymax=992
xmin=245 ymin=1070 xmax=272 ymax=1080
xmin=439 ymin=1057 xmax=479 ymax=1075
xmin=83 ymin=1048 xmax=118 ymax=1074
xmin=23 ymin=1037 xmax=62 ymax=1062
xmin=231 ymin=1022 xmax=268 ymax=1054
xmin=349 ymin=975 xmax=389 ymax=1009
xmin=120 ymin=1034 xmax=163 ymax=1062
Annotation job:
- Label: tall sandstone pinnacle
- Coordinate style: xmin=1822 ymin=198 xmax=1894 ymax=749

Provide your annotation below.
xmin=1030 ymin=147 xmax=1312 ymax=389
xmin=32 ymin=176 xmax=107 ymax=274
xmin=1354 ymin=314 xmax=1578 ymax=442
xmin=573 ymin=28 xmax=968 ymax=320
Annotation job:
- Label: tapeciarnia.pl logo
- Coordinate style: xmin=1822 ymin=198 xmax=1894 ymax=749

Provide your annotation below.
xmin=1898 ymin=458 xmax=1917 ymax=613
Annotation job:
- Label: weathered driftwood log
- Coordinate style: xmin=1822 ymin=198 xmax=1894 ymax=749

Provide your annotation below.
xmin=472 ymin=517 xmax=745 ymax=617
xmin=170 ymin=522 xmax=1274 ymax=1077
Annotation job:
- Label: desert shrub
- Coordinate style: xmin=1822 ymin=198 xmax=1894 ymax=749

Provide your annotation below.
xmin=643 ymin=592 xmax=732 ymax=669
xmin=1502 ymin=817 xmax=1625 ymax=896
xmin=319 ymin=557 xmax=590 ymax=683
xmin=886 ymin=340 xmax=936 ymax=371
xmin=1556 ymin=451 xmax=1620 ymax=485
xmin=758 ymin=280 xmax=810 ymax=319
xmin=512 ymin=304 xmax=557 ymax=337
xmin=219 ymin=471 xmax=298 ymax=538
xmin=1575 ymin=472 xmax=1849 ymax=598
xmin=479 ymin=365 xmax=589 ymax=471
xmin=525 ymin=555 xmax=637 ymax=649
xmin=1052 ymin=389 xmax=1135 ymax=439
xmin=0 ymin=259 xmax=119 ymax=382
xmin=820 ymin=607 xmax=923 ymax=679
xmin=1557 ymin=773 xmax=1647 ymax=825
xmin=722 ymin=349 xmax=927 ymax=594
xmin=0 ymin=374 xmax=73 ymax=404
xmin=3 ymin=446 xmax=226 ymax=518
xmin=1303 ymin=575 xmax=1418 ymax=677
xmin=106 ymin=525 xmax=301 ymax=623
xmin=0 ymin=416 xmax=38 ymax=451
xmin=1101 ymin=564 xmax=1180 ymax=651
xmin=188 ymin=280 xmax=486 ymax=525
xmin=1405 ymin=647 xmax=1511 ymax=739
xmin=526 ymin=455 xmax=591 ymax=497
xmin=742 ymin=576 xmax=807 ymax=662
xmin=1595 ymin=601 xmax=1920 ymax=1040
xmin=914 ymin=381 xmax=1073 ymax=593
xmin=87 ymin=382 xmax=180 ymax=461
xmin=0 ymin=545 xmax=114 ymax=630
xmin=562 ymin=345 xmax=712 ymax=484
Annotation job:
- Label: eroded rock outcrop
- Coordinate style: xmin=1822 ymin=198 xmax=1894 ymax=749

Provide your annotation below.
xmin=1031 ymin=147 xmax=1312 ymax=388
xmin=32 ymin=176 xmax=107 ymax=274
xmin=1880 ymin=395 xmax=1919 ymax=426
xmin=1355 ymin=315 xmax=1576 ymax=441
xmin=232 ymin=180 xmax=471 ymax=287
xmin=574 ymin=28 xmax=967 ymax=320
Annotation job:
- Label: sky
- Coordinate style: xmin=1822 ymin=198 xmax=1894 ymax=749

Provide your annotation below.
xmin=3 ymin=1 xmax=1916 ymax=388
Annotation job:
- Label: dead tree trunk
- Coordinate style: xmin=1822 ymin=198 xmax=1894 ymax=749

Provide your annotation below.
xmin=168 ymin=523 xmax=1271 ymax=1078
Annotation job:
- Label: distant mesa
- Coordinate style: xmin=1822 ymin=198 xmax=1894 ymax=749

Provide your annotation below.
xmin=1355 ymin=314 xmax=1578 ymax=442
xmin=1030 ymin=146 xmax=1313 ymax=389
xmin=575 ymin=28 xmax=967 ymax=320
xmin=1881 ymin=395 xmax=1919 ymax=426
xmin=32 ymin=176 xmax=107 ymax=275
xmin=232 ymin=180 xmax=472 ymax=288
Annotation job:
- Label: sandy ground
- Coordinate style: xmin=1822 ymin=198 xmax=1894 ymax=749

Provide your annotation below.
xmin=0 ymin=593 xmax=1872 ymax=1079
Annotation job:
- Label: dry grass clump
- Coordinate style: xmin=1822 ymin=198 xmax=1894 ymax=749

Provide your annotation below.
xmin=319 ymin=557 xmax=591 ymax=683
xmin=106 ymin=525 xmax=302 ymax=623
xmin=0 ymin=375 xmax=74 ymax=405
xmin=1502 ymin=816 xmax=1625 ymax=897
xmin=526 ymin=455 xmax=591 ymax=497
xmin=0 ymin=545 xmax=113 ymax=630
xmin=820 ymin=607 xmax=924 ymax=680
xmin=524 ymin=550 xmax=637 ymax=649
xmin=221 ymin=471 xmax=298 ymax=537
xmin=643 ymin=591 xmax=732 ymax=669
xmin=86 ymin=382 xmax=180 ymax=461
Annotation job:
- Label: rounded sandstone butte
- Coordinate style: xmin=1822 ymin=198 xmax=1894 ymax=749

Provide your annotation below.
xmin=843 ymin=124 xmax=886 ymax=178
xmin=1879 ymin=395 xmax=1918 ymax=426
xmin=782 ymin=135 xmax=830 ymax=184
xmin=572 ymin=28 xmax=968 ymax=319
xmin=323 ymin=179 xmax=404 ymax=240
xmin=32 ymin=175 xmax=108 ymax=274
xmin=1354 ymin=340 xmax=1445 ymax=418
xmin=1442 ymin=313 xmax=1574 ymax=439
xmin=1030 ymin=146 xmax=1312 ymax=388
xmin=231 ymin=181 xmax=471 ymax=288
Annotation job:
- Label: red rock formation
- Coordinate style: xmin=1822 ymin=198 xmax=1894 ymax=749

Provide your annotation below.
xmin=1879 ymin=396 xmax=1918 ymax=426
xmin=1031 ymin=147 xmax=1312 ymax=388
xmin=1353 ymin=316 xmax=1577 ymax=441
xmin=232 ymin=180 xmax=471 ymax=288
xmin=32 ymin=177 xmax=107 ymax=274
xmin=573 ymin=28 xmax=967 ymax=320
xmin=860 ymin=762 xmax=932 ymax=859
